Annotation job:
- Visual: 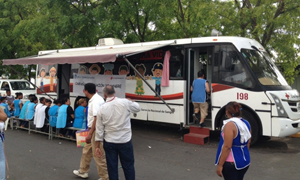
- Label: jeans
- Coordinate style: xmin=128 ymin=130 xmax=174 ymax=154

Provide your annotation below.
xmin=155 ymin=84 xmax=161 ymax=96
xmin=222 ymin=162 xmax=249 ymax=180
xmin=103 ymin=140 xmax=135 ymax=180
xmin=0 ymin=141 xmax=6 ymax=180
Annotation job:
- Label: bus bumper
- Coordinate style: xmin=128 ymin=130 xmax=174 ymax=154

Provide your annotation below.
xmin=272 ymin=117 xmax=300 ymax=137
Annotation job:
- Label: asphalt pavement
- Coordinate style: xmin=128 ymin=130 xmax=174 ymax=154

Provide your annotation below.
xmin=4 ymin=121 xmax=300 ymax=180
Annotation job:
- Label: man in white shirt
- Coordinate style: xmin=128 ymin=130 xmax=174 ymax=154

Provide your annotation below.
xmin=95 ymin=85 xmax=141 ymax=180
xmin=73 ymin=83 xmax=108 ymax=180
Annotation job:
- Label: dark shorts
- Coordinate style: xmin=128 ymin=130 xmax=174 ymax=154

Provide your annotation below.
xmin=222 ymin=162 xmax=249 ymax=180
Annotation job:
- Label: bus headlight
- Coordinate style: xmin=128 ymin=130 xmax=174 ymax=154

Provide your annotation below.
xmin=270 ymin=93 xmax=288 ymax=117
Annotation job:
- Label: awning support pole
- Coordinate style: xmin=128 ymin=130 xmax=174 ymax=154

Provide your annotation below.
xmin=7 ymin=65 xmax=54 ymax=100
xmin=118 ymin=54 xmax=175 ymax=113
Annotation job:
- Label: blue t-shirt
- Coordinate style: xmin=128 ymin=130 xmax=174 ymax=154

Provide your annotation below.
xmin=191 ymin=78 xmax=207 ymax=103
xmin=14 ymin=99 xmax=22 ymax=117
xmin=49 ymin=105 xmax=59 ymax=127
xmin=19 ymin=100 xmax=30 ymax=119
xmin=25 ymin=102 xmax=36 ymax=120
xmin=152 ymin=77 xmax=162 ymax=85
xmin=73 ymin=106 xmax=86 ymax=129
xmin=0 ymin=103 xmax=11 ymax=118
xmin=56 ymin=104 xmax=68 ymax=128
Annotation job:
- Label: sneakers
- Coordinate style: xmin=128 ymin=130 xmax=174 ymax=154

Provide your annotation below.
xmin=199 ymin=122 xmax=206 ymax=128
xmin=73 ymin=169 xmax=88 ymax=178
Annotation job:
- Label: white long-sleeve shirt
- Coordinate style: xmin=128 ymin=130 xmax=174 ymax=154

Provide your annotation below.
xmin=87 ymin=93 xmax=105 ymax=128
xmin=95 ymin=97 xmax=141 ymax=143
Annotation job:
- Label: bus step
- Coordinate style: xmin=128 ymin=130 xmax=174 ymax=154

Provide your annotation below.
xmin=184 ymin=126 xmax=210 ymax=145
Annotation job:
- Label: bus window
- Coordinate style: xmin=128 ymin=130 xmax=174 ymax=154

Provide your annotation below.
xmin=212 ymin=46 xmax=220 ymax=83
xmin=219 ymin=45 xmax=253 ymax=88
xmin=169 ymin=49 xmax=184 ymax=79
xmin=241 ymin=49 xmax=288 ymax=86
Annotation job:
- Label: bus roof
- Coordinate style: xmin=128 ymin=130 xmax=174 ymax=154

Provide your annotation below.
xmin=2 ymin=36 xmax=264 ymax=66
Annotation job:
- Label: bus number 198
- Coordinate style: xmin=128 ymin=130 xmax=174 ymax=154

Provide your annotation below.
xmin=237 ymin=93 xmax=248 ymax=100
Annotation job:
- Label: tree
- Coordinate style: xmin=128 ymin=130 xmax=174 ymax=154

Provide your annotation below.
xmin=0 ymin=0 xmax=61 ymax=79
xmin=48 ymin=0 xmax=105 ymax=48
xmin=96 ymin=0 xmax=220 ymax=42
xmin=153 ymin=0 xmax=220 ymax=39
xmin=215 ymin=0 xmax=300 ymax=84
xmin=97 ymin=0 xmax=163 ymax=43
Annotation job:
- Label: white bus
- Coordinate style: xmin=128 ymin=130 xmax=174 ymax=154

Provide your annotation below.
xmin=3 ymin=36 xmax=300 ymax=143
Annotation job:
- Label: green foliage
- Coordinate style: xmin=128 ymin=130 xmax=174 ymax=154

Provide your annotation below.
xmin=0 ymin=0 xmax=60 ymax=79
xmin=153 ymin=0 xmax=220 ymax=39
xmin=215 ymin=0 xmax=300 ymax=84
xmin=0 ymin=0 xmax=299 ymax=85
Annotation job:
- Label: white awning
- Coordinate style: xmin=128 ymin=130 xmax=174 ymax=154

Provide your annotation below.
xmin=2 ymin=42 xmax=174 ymax=65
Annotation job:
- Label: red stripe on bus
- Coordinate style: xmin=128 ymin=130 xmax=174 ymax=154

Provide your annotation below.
xmin=212 ymin=83 xmax=233 ymax=92
xmin=126 ymin=92 xmax=184 ymax=100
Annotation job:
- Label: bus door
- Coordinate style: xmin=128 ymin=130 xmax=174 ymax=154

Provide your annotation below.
xmin=186 ymin=46 xmax=214 ymax=127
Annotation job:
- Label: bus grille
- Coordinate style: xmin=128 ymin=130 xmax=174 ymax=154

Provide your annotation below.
xmin=288 ymin=101 xmax=300 ymax=112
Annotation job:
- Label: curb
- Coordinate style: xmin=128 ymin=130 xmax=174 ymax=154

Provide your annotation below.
xmin=290 ymin=132 xmax=300 ymax=138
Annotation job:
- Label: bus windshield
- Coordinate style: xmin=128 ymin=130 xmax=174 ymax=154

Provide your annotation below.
xmin=10 ymin=81 xmax=35 ymax=90
xmin=241 ymin=49 xmax=288 ymax=86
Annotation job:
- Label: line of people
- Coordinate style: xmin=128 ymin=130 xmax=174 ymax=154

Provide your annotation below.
xmin=0 ymin=91 xmax=89 ymax=138
xmin=2 ymin=83 xmax=141 ymax=180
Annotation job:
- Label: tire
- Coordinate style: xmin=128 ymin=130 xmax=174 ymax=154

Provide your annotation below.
xmin=241 ymin=110 xmax=260 ymax=145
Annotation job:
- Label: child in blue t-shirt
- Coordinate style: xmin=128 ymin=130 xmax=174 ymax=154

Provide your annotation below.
xmin=13 ymin=92 xmax=23 ymax=117
xmin=0 ymin=97 xmax=11 ymax=118
xmin=73 ymin=98 xmax=87 ymax=129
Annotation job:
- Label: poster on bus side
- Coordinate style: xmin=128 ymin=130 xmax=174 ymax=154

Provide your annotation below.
xmin=73 ymin=73 xmax=126 ymax=98
xmin=37 ymin=65 xmax=58 ymax=94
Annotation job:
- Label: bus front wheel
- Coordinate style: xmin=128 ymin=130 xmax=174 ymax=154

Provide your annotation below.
xmin=241 ymin=110 xmax=260 ymax=145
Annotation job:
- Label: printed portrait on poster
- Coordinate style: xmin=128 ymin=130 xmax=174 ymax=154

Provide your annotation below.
xmin=78 ymin=65 xmax=88 ymax=74
xmin=49 ymin=67 xmax=57 ymax=92
xmin=39 ymin=68 xmax=46 ymax=91
xmin=151 ymin=62 xmax=163 ymax=96
xmin=103 ymin=64 xmax=114 ymax=75
xmin=37 ymin=65 xmax=58 ymax=94
xmin=118 ymin=65 xmax=129 ymax=75
xmin=134 ymin=64 xmax=146 ymax=96
xmin=89 ymin=64 xmax=101 ymax=75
